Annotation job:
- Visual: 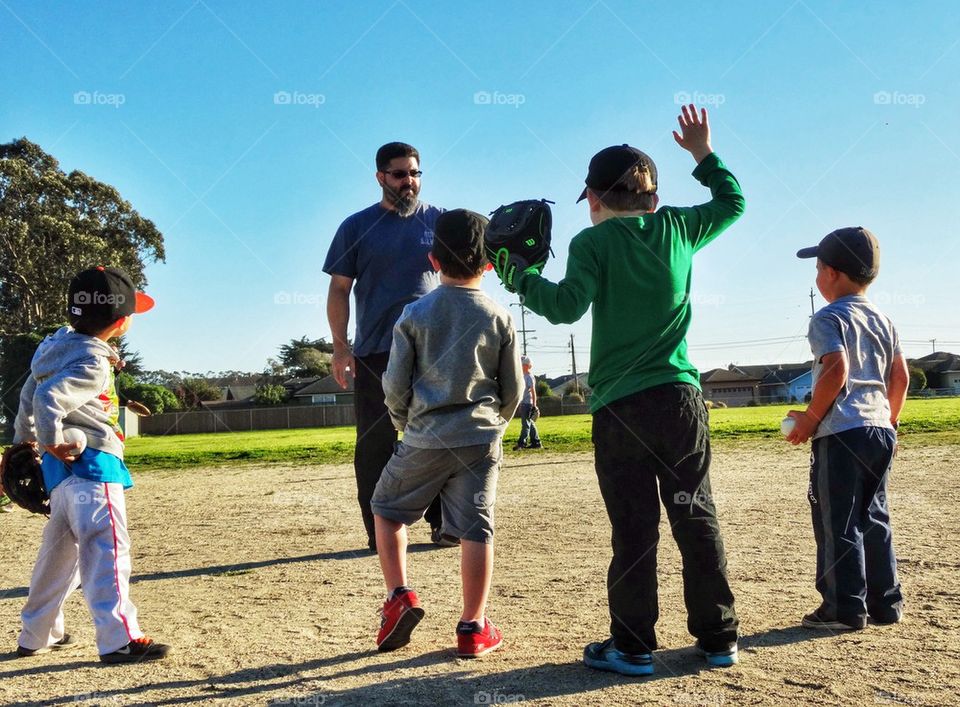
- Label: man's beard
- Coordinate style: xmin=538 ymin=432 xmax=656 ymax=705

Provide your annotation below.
xmin=383 ymin=184 xmax=419 ymax=217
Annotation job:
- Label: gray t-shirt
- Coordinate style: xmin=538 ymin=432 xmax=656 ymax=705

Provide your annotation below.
xmin=807 ymin=294 xmax=901 ymax=439
xmin=323 ymin=202 xmax=442 ymax=357
xmin=521 ymin=372 xmax=534 ymax=405
xmin=382 ymin=285 xmax=525 ymax=449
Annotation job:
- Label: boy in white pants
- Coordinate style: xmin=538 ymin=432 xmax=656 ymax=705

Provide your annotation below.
xmin=13 ymin=266 xmax=170 ymax=664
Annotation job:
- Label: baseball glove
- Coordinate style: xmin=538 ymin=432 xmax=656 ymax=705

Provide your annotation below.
xmin=0 ymin=443 xmax=50 ymax=516
xmin=485 ymin=199 xmax=554 ymax=293
xmin=528 ymin=405 xmax=541 ymax=422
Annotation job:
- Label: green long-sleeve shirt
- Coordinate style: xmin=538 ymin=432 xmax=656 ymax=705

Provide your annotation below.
xmin=516 ymin=152 xmax=745 ymax=412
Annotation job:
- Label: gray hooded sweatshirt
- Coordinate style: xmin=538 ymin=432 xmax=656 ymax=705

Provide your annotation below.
xmin=14 ymin=327 xmax=125 ymax=459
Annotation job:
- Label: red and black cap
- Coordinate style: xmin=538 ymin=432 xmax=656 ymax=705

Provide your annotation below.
xmin=796 ymin=227 xmax=880 ymax=280
xmin=577 ymin=144 xmax=658 ymax=203
xmin=68 ymin=266 xmax=155 ymax=331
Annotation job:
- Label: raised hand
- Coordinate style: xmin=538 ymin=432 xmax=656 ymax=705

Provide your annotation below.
xmin=672 ymin=104 xmax=712 ymax=163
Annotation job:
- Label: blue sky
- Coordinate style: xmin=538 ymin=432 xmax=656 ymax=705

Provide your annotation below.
xmin=2 ymin=0 xmax=958 ymax=378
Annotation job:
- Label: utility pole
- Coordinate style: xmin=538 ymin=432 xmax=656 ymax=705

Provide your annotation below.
xmin=809 ymin=288 xmax=816 ymax=317
xmin=510 ymin=302 xmax=535 ymax=356
xmin=931 ymin=338 xmax=937 ymax=353
xmin=569 ymin=334 xmax=580 ymax=396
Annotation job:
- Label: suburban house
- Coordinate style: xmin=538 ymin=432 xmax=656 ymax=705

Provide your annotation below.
xmin=732 ymin=362 xmax=814 ymax=404
xmin=700 ymin=368 xmax=762 ymax=407
xmin=546 ymin=372 xmax=590 ymax=398
xmin=912 ymin=352 xmax=960 ymax=391
xmin=292 ymin=374 xmax=355 ymax=406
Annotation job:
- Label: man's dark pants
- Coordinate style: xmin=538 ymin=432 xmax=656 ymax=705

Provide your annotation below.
xmin=592 ymin=383 xmax=738 ymax=654
xmin=809 ymin=426 xmax=902 ymax=625
xmin=354 ymin=352 xmax=441 ymax=545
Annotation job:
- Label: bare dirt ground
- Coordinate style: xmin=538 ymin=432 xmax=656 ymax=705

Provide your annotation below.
xmin=1 ymin=440 xmax=957 ymax=706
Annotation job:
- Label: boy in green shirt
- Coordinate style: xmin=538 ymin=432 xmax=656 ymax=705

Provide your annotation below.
xmin=498 ymin=105 xmax=743 ymax=674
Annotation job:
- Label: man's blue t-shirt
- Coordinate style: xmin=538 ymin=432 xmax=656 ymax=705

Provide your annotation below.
xmin=807 ymin=294 xmax=900 ymax=439
xmin=323 ymin=202 xmax=442 ymax=357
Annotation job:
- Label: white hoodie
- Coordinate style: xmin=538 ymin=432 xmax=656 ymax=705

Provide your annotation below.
xmin=13 ymin=326 xmax=125 ymax=459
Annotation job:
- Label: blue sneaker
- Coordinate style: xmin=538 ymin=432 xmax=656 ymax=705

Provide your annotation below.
xmin=583 ymin=638 xmax=654 ymax=676
xmin=695 ymin=640 xmax=739 ymax=667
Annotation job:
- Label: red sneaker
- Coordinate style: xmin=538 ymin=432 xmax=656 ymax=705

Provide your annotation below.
xmin=376 ymin=588 xmax=425 ymax=652
xmin=456 ymin=618 xmax=503 ymax=658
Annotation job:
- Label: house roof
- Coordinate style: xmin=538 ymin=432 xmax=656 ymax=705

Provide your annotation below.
xmin=759 ymin=365 xmax=813 ymax=386
xmin=282 ymin=376 xmax=322 ymax=393
xmin=224 ymin=385 xmax=257 ymax=401
xmin=702 ymin=368 xmax=761 ymax=384
xmin=912 ymin=352 xmax=960 ymax=374
xmin=293 ymin=374 xmax=354 ymax=396
xmin=547 ymin=372 xmax=589 ymax=393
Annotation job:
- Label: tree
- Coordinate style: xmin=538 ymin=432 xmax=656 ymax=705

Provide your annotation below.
xmin=535 ymin=378 xmax=555 ymax=399
xmin=254 ymin=383 xmax=288 ymax=406
xmin=112 ymin=336 xmax=145 ymax=378
xmin=277 ymin=336 xmax=335 ymax=378
xmin=0 ymin=138 xmax=165 ymax=336
xmin=176 ymin=378 xmax=222 ymax=409
xmin=908 ymin=366 xmax=927 ymax=392
xmin=115 ymin=372 xmax=179 ymax=414
xmin=0 ymin=138 xmax=165 ymax=434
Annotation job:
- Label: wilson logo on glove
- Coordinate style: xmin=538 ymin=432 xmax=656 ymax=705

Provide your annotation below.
xmin=484 ymin=199 xmax=554 ymax=293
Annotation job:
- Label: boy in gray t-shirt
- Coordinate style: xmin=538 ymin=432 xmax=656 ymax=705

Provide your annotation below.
xmin=371 ymin=209 xmax=524 ymax=658
xmin=787 ymin=227 xmax=909 ymax=631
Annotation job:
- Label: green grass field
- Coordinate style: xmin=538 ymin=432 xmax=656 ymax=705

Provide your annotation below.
xmin=123 ymin=397 xmax=960 ymax=471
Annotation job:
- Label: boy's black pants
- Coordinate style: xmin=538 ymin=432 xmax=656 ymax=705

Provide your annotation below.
xmin=354 ymin=352 xmax=441 ymax=544
xmin=809 ymin=427 xmax=902 ymax=625
xmin=592 ymin=383 xmax=738 ymax=654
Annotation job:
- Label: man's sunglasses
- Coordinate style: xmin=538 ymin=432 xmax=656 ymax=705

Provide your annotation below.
xmin=381 ymin=169 xmax=422 ymax=179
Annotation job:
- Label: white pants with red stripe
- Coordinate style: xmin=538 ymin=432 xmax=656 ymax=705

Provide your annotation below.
xmin=19 ymin=476 xmax=143 ymax=655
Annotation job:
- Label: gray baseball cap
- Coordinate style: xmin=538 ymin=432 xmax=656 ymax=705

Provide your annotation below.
xmin=797 ymin=226 xmax=880 ymax=280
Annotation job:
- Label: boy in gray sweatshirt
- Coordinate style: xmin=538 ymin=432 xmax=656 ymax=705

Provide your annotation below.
xmin=371 ymin=209 xmax=524 ymax=658
xmin=12 ymin=266 xmax=170 ymax=664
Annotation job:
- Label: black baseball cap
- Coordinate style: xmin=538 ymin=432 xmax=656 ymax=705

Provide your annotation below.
xmin=434 ymin=208 xmax=488 ymax=252
xmin=796 ymin=227 xmax=880 ymax=280
xmin=577 ymin=144 xmax=658 ymax=203
xmin=68 ymin=266 xmax=155 ymax=331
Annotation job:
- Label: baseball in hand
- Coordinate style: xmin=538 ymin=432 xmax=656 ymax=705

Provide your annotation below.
xmin=62 ymin=428 xmax=87 ymax=454
xmin=780 ymin=417 xmax=796 ymax=437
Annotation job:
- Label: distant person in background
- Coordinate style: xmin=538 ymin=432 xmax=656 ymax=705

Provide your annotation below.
xmin=324 ymin=142 xmax=450 ymax=552
xmin=513 ymin=356 xmax=542 ymax=450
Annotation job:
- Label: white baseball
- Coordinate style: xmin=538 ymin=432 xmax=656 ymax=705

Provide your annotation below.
xmin=780 ymin=417 xmax=796 ymax=437
xmin=62 ymin=428 xmax=87 ymax=454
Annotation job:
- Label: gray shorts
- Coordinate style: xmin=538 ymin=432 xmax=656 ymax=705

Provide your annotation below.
xmin=370 ymin=440 xmax=501 ymax=544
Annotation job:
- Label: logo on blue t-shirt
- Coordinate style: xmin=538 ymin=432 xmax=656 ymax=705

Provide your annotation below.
xmin=421 ymin=230 xmax=434 ymax=246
